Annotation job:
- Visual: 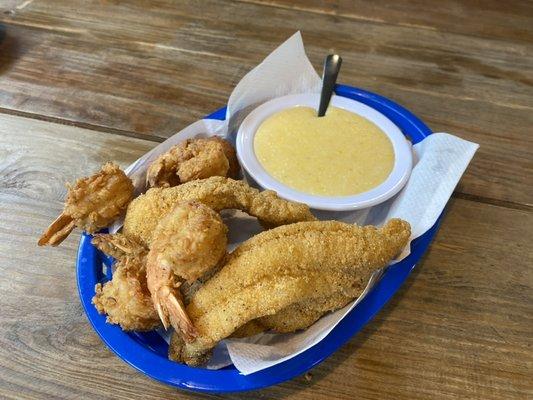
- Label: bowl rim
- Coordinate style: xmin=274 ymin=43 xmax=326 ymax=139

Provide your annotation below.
xmin=236 ymin=93 xmax=413 ymax=211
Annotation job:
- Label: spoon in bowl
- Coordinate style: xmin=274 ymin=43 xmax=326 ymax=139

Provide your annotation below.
xmin=317 ymin=54 xmax=343 ymax=117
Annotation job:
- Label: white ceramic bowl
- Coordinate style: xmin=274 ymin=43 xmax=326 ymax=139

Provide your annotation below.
xmin=236 ymin=93 xmax=412 ymax=211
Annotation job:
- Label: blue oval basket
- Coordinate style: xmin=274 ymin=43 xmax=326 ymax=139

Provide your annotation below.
xmin=77 ymin=84 xmax=441 ymax=393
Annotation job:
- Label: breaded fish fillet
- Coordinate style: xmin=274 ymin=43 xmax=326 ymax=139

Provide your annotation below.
xmin=170 ymin=219 xmax=410 ymax=365
xmin=123 ymin=176 xmax=316 ymax=246
xmin=233 ymin=288 xmax=362 ymax=336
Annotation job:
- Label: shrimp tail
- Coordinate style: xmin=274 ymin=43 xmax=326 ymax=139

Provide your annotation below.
xmin=156 ymin=285 xmax=198 ymax=342
xmin=38 ymin=213 xmax=75 ymax=246
xmin=154 ymin=295 xmax=170 ymax=330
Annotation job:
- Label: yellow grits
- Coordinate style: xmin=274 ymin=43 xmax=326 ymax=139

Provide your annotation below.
xmin=254 ymin=106 xmax=395 ymax=196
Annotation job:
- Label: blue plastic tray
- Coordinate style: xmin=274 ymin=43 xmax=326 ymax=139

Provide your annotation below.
xmin=77 ymin=84 xmax=441 ymax=393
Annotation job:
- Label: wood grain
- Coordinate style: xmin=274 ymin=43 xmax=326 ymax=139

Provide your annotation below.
xmin=242 ymin=0 xmax=533 ymax=43
xmin=0 ymin=1 xmax=531 ymax=398
xmin=0 ymin=114 xmax=531 ymax=399
xmin=0 ymin=0 xmax=532 ymax=205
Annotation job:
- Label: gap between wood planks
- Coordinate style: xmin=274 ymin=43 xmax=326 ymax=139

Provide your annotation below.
xmin=1 ymin=106 xmax=531 ymax=214
xmin=0 ymin=106 xmax=164 ymax=143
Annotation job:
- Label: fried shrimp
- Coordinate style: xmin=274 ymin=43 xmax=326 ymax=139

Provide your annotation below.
xmin=90 ymin=203 xmax=227 ymax=337
xmin=91 ymin=234 xmax=159 ymax=331
xmin=123 ymin=176 xmax=316 ymax=246
xmin=169 ymin=219 xmax=410 ymax=366
xmin=39 ymin=163 xmax=134 ymax=246
xmin=92 ymin=258 xmax=160 ymax=331
xmin=146 ymin=201 xmax=228 ymax=341
xmin=146 ymin=137 xmax=240 ymax=188
xmin=91 ymin=233 xmax=146 ymax=261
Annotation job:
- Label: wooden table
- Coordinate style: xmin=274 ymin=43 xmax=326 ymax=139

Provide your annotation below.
xmin=0 ymin=1 xmax=531 ymax=399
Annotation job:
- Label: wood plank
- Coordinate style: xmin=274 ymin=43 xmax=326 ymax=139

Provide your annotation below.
xmin=0 ymin=0 xmax=531 ymax=206
xmin=0 ymin=114 xmax=531 ymax=399
xmin=2 ymin=0 xmax=532 ymax=109
xmin=0 ymin=24 xmax=237 ymax=141
xmin=242 ymin=0 xmax=533 ymax=43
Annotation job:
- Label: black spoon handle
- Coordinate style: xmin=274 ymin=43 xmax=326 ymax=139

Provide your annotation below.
xmin=317 ymin=54 xmax=342 ymax=117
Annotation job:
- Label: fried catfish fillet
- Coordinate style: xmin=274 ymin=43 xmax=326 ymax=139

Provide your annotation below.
xmin=123 ymin=176 xmax=315 ymax=246
xmin=169 ymin=219 xmax=410 ymax=365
